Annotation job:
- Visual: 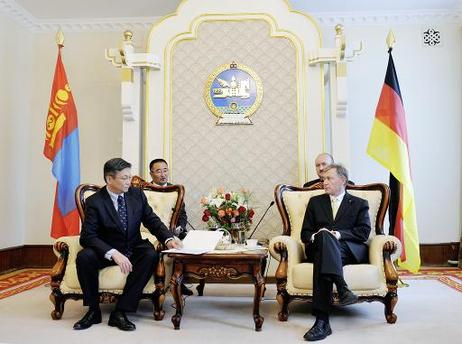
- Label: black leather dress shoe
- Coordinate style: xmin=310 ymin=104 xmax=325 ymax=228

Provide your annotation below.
xmin=303 ymin=319 xmax=332 ymax=341
xmin=338 ymin=288 xmax=358 ymax=306
xmin=108 ymin=311 xmax=136 ymax=331
xmin=73 ymin=309 xmax=102 ymax=330
xmin=181 ymin=283 xmax=194 ymax=296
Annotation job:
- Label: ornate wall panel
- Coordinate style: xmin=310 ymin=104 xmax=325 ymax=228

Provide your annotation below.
xmin=171 ymin=20 xmax=297 ymax=240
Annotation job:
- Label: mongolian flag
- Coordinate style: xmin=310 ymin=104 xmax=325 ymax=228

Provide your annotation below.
xmin=367 ymin=49 xmax=420 ymax=273
xmin=44 ymin=44 xmax=80 ymax=238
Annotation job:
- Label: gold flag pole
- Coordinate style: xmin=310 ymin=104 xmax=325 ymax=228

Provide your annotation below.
xmin=386 ymin=30 xmax=395 ymax=51
xmin=56 ymin=29 xmax=65 ymax=47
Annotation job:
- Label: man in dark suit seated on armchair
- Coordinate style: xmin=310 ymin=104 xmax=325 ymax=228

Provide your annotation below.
xmin=74 ymin=158 xmax=182 ymax=331
xmin=301 ymin=164 xmax=371 ymax=341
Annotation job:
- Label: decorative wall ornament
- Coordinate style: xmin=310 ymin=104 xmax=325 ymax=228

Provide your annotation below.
xmin=204 ymin=62 xmax=263 ymax=125
xmin=422 ymin=28 xmax=442 ymax=47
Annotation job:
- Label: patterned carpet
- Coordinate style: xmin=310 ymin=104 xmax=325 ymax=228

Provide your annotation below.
xmin=399 ymin=267 xmax=462 ymax=293
xmin=0 ymin=268 xmax=50 ymax=300
xmin=0 ymin=267 xmax=461 ymax=299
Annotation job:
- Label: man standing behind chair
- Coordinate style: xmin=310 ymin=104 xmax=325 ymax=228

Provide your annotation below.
xmin=149 ymin=158 xmax=193 ymax=296
xmin=304 ymin=153 xmax=355 ymax=188
xmin=74 ymin=158 xmax=182 ymax=331
xmin=300 ymin=164 xmax=371 ymax=341
xmin=303 ymin=153 xmax=334 ymax=187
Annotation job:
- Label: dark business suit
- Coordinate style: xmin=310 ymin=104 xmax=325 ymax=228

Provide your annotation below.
xmin=77 ymin=186 xmax=174 ymax=312
xmin=300 ymin=192 xmax=371 ymax=314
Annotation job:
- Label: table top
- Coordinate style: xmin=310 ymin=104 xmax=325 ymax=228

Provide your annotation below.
xmin=166 ymin=246 xmax=268 ymax=260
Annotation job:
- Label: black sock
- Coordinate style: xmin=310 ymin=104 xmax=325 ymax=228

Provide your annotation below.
xmin=316 ymin=311 xmax=329 ymax=322
xmin=89 ymin=305 xmax=100 ymax=313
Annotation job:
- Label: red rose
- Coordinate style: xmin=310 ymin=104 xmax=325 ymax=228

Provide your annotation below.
xmin=248 ymin=209 xmax=255 ymax=218
xmin=238 ymin=206 xmax=246 ymax=214
xmin=225 ymin=193 xmax=231 ymax=200
xmin=202 ymin=214 xmax=209 ymax=222
xmin=204 ymin=209 xmax=211 ymax=216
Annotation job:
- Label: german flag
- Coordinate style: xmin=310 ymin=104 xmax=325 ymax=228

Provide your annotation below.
xmin=367 ymin=49 xmax=420 ymax=273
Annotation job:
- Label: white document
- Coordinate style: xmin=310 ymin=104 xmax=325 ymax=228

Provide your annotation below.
xmin=163 ymin=230 xmax=223 ymax=255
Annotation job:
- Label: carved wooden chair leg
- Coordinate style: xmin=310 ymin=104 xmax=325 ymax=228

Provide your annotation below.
xmin=196 ymin=278 xmax=205 ymax=296
xmin=276 ymin=287 xmax=290 ymax=321
xmin=49 ymin=291 xmax=65 ymax=320
xmin=384 ymin=292 xmax=398 ymax=324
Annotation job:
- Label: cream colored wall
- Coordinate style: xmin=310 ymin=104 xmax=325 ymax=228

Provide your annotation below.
xmin=321 ymin=23 xmax=462 ymax=243
xmin=0 ymin=13 xmax=31 ymax=248
xmin=0 ymin=26 xmax=148 ymax=247
xmin=1 ymin=9 xmax=461 ymax=248
xmin=24 ymin=31 xmax=128 ymax=244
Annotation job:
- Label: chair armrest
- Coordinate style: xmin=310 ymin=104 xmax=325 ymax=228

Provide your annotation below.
xmin=53 ymin=235 xmax=82 ymax=260
xmin=50 ymin=236 xmax=81 ymax=288
xmin=369 ymin=234 xmax=402 ymax=266
xmin=269 ymin=235 xmax=305 ymax=265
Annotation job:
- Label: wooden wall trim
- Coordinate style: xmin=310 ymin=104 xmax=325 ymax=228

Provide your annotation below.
xmin=0 ymin=245 xmax=55 ymax=274
xmin=420 ymin=242 xmax=460 ymax=266
xmin=0 ymin=242 xmax=460 ymax=274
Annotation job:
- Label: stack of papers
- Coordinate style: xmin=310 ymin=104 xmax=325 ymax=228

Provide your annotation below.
xmin=163 ymin=230 xmax=223 ymax=255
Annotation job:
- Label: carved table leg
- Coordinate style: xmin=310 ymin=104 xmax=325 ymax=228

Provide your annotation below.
xmin=196 ymin=278 xmax=205 ymax=296
xmin=170 ymin=263 xmax=184 ymax=330
xmin=252 ymin=262 xmax=265 ymax=331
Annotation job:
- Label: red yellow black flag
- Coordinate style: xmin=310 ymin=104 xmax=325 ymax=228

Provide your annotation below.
xmin=367 ymin=49 xmax=420 ymax=273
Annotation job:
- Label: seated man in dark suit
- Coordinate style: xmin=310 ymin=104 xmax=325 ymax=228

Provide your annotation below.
xmin=74 ymin=158 xmax=182 ymax=331
xmin=149 ymin=158 xmax=193 ymax=296
xmin=301 ymin=164 xmax=371 ymax=341
xmin=304 ymin=153 xmax=354 ymax=188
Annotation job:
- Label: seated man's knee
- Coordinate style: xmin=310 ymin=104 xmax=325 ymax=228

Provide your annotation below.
xmin=144 ymin=248 xmax=159 ymax=264
xmin=76 ymin=248 xmax=99 ymax=266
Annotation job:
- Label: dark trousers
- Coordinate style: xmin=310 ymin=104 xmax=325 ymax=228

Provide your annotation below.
xmin=76 ymin=242 xmax=158 ymax=312
xmin=305 ymin=231 xmax=357 ymax=315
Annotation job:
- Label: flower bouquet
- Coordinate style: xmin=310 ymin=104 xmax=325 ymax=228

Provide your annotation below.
xmin=200 ymin=188 xmax=255 ymax=244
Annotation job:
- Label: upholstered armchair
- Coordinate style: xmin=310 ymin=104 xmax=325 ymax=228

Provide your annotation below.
xmin=269 ymin=183 xmax=402 ymax=323
xmin=50 ymin=176 xmax=184 ymax=321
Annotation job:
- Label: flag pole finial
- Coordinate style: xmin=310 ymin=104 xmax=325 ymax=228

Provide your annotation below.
xmin=56 ymin=29 xmax=64 ymax=46
xmin=386 ymin=30 xmax=395 ymax=51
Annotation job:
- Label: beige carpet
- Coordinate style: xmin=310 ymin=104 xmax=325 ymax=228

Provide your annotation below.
xmin=0 ymin=278 xmax=460 ymax=344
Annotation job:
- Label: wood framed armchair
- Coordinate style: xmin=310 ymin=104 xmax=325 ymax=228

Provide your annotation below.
xmin=49 ymin=176 xmax=184 ymax=321
xmin=269 ymin=182 xmax=402 ymax=323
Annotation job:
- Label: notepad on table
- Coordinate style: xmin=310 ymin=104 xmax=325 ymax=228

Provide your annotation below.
xmin=163 ymin=230 xmax=223 ymax=255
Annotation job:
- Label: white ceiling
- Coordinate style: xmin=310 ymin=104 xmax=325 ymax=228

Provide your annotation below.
xmin=13 ymin=0 xmax=462 ymax=19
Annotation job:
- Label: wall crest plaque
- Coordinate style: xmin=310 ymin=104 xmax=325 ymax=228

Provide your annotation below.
xmin=204 ymin=62 xmax=263 ymax=125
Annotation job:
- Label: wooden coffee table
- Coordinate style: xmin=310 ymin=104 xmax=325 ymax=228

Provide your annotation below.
xmin=167 ymin=250 xmax=267 ymax=331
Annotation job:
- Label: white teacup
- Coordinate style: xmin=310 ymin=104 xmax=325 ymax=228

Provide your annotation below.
xmin=246 ymin=239 xmax=258 ymax=247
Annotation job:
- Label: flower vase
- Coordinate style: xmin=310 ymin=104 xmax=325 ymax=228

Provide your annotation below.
xmin=230 ymin=223 xmax=246 ymax=245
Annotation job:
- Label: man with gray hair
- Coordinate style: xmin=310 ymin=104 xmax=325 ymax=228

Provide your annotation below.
xmin=304 ymin=153 xmax=334 ymax=187
xmin=300 ymin=164 xmax=371 ymax=341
